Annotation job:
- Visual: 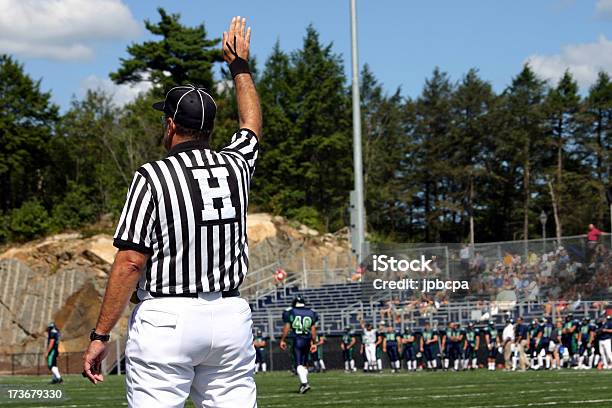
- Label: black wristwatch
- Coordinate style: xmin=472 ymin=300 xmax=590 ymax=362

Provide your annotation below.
xmin=90 ymin=329 xmax=111 ymax=342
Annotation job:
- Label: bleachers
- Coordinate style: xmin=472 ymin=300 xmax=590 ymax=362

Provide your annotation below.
xmin=250 ymin=282 xmax=608 ymax=338
xmin=250 ymin=282 xmax=382 ymax=335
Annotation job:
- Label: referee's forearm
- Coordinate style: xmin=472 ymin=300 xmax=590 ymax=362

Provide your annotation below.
xmin=94 ymin=251 xmax=146 ymax=335
xmin=234 ymin=73 xmax=262 ymax=138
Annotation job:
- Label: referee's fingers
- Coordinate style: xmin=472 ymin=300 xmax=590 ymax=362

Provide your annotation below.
xmin=83 ymin=360 xmax=97 ymax=384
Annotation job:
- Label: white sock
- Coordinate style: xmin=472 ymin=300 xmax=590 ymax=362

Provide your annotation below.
xmin=297 ymin=365 xmax=308 ymax=385
xmin=345 ymin=361 xmax=349 ymax=370
xmin=454 ymin=359 xmax=459 ymax=370
xmin=432 ymin=359 xmax=437 ymax=369
xmin=377 ymin=359 xmax=382 ymax=370
xmin=51 ymin=366 xmax=61 ymax=379
xmin=545 ymin=356 xmax=551 ymax=369
xmin=395 ymin=360 xmax=400 ymax=369
xmin=350 ymin=359 xmax=355 ymax=370
xmin=262 ymin=362 xmax=267 ymax=372
xmin=444 ymin=358 xmax=449 ymax=369
xmin=472 ymin=358 xmax=477 ymax=368
xmin=319 ymin=360 xmax=326 ymax=370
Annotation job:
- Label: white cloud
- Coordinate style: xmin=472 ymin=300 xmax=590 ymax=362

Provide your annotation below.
xmin=526 ymin=35 xmax=612 ymax=89
xmin=0 ymin=0 xmax=140 ymax=61
xmin=80 ymin=75 xmax=151 ymax=107
xmin=595 ymin=0 xmax=612 ymax=20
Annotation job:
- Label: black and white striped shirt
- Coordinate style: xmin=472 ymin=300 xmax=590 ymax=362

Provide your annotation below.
xmin=113 ymin=129 xmax=259 ymax=294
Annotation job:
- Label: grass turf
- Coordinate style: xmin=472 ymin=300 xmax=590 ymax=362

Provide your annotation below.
xmin=1 ymin=369 xmax=611 ymax=407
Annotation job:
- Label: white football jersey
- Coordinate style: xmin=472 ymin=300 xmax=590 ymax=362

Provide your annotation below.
xmin=363 ymin=329 xmax=377 ymax=345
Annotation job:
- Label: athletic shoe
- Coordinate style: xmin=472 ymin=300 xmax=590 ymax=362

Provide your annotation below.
xmin=299 ymin=384 xmax=311 ymax=394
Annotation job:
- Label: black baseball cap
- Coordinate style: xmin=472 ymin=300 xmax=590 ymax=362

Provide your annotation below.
xmin=153 ymin=85 xmax=216 ymax=131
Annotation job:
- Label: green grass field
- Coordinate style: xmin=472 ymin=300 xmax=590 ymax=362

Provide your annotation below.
xmin=1 ymin=369 xmax=611 ymax=407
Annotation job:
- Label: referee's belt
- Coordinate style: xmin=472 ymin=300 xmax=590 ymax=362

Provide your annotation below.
xmin=149 ymin=288 xmax=240 ymax=299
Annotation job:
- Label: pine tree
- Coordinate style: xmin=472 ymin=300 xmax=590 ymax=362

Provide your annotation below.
xmin=500 ymin=64 xmax=546 ymax=241
xmin=543 ymin=71 xmax=580 ymax=239
xmin=110 ymin=8 xmax=223 ymax=92
xmin=0 ymin=55 xmax=58 ymax=213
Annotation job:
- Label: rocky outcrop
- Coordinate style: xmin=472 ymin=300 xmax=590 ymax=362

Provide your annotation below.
xmin=0 ymin=214 xmax=351 ymax=353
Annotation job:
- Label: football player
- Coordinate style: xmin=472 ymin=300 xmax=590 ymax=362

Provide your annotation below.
xmin=528 ymin=319 xmax=542 ymax=370
xmin=562 ymin=313 xmax=579 ymax=366
xmin=421 ymin=321 xmax=439 ymax=370
xmin=310 ymin=331 xmax=326 ymax=372
xmin=577 ymin=317 xmax=596 ymax=369
xmin=281 ymin=305 xmax=295 ymax=373
xmin=253 ymin=328 xmax=268 ymax=373
xmin=539 ymin=317 xmax=554 ymax=370
xmin=483 ymin=320 xmax=501 ymax=371
xmin=341 ymin=327 xmax=357 ymax=372
xmin=401 ymin=327 xmax=418 ymax=371
xmin=551 ymin=319 xmax=564 ymax=369
xmin=440 ymin=322 xmax=451 ymax=370
xmin=279 ymin=296 xmax=318 ymax=394
xmin=382 ymin=324 xmax=401 ymax=372
xmin=598 ymin=315 xmax=612 ymax=369
xmin=359 ymin=316 xmax=379 ymax=372
xmin=462 ymin=322 xmax=480 ymax=370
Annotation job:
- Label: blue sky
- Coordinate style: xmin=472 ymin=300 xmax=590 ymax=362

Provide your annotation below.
xmin=3 ymin=0 xmax=611 ymax=110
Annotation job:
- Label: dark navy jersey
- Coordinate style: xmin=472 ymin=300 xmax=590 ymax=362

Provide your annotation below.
xmin=447 ymin=328 xmax=462 ymax=343
xmin=341 ymin=333 xmax=354 ymax=345
xmin=529 ymin=325 xmax=542 ymax=339
xmin=47 ymin=328 xmax=60 ymax=351
xmin=254 ymin=336 xmax=267 ymax=349
xmin=599 ymin=320 xmax=611 ymax=341
xmin=384 ymin=330 xmax=401 ymax=344
xmin=484 ymin=326 xmax=500 ymax=343
xmin=282 ymin=307 xmax=292 ymax=324
xmin=287 ymin=307 xmax=318 ymax=338
xmin=515 ymin=323 xmax=528 ymax=339
xmin=422 ymin=329 xmax=437 ymax=345
xmin=541 ymin=323 xmax=554 ymax=339
xmin=464 ymin=329 xmax=479 ymax=346
xmin=579 ymin=324 xmax=595 ymax=343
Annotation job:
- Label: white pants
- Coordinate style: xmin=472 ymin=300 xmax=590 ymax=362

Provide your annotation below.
xmin=125 ymin=293 xmax=256 ymax=408
xmin=365 ymin=344 xmax=377 ymax=365
xmin=600 ymin=339 xmax=612 ymax=368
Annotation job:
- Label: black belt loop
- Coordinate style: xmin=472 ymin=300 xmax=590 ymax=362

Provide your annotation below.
xmin=149 ymin=289 xmax=240 ymax=298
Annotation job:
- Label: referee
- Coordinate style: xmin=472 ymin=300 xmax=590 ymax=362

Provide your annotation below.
xmin=83 ymin=16 xmax=262 ymax=408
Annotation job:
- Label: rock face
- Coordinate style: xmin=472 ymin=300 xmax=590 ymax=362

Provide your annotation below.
xmin=0 ymin=214 xmax=351 ymax=354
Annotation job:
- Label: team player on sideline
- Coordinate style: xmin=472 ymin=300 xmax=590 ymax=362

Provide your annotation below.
xmin=46 ymin=322 xmax=63 ymax=384
xmin=341 ymin=328 xmax=357 ymax=372
xmin=382 ymin=324 xmax=401 ymax=372
xmin=421 ymin=321 xmax=439 ymax=370
xmin=484 ymin=320 xmax=501 ymax=370
xmin=253 ymin=329 xmax=268 ymax=373
xmin=401 ymin=327 xmax=418 ymax=371
xmin=359 ymin=316 xmax=379 ymax=372
xmin=462 ymin=322 xmax=479 ymax=370
xmin=577 ymin=317 xmax=596 ymax=369
xmin=279 ymin=296 xmax=318 ymax=394
xmin=310 ymin=332 xmax=326 ymax=372
xmin=82 ymin=16 xmax=262 ymax=408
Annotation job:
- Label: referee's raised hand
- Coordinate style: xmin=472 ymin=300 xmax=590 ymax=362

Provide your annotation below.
xmin=223 ymin=16 xmax=251 ymax=64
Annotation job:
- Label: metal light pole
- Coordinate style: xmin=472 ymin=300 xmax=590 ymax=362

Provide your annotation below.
xmin=539 ymin=210 xmax=548 ymax=252
xmin=350 ymin=0 xmax=365 ymax=263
